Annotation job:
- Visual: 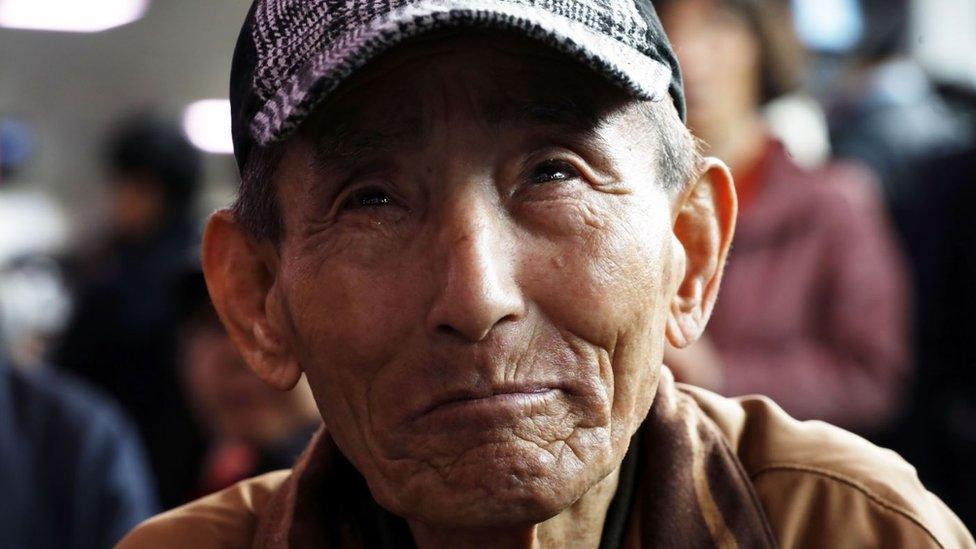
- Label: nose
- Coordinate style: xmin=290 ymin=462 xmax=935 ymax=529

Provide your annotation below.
xmin=426 ymin=195 xmax=525 ymax=342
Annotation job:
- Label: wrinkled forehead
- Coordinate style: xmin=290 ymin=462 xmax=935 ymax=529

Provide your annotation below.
xmin=298 ymin=30 xmax=636 ymax=152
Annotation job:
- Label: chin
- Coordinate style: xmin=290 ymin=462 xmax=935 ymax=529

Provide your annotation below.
xmin=375 ymin=441 xmax=600 ymax=530
xmin=404 ymin=480 xmax=576 ymax=530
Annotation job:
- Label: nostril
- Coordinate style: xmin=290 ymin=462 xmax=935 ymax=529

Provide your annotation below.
xmin=434 ymin=309 xmax=522 ymax=343
xmin=436 ymin=323 xmax=461 ymax=337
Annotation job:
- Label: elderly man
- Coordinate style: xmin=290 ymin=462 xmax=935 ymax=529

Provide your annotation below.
xmin=122 ymin=1 xmax=973 ymax=547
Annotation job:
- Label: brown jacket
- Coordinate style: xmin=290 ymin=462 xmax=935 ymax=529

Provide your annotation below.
xmin=119 ymin=371 xmax=972 ymax=548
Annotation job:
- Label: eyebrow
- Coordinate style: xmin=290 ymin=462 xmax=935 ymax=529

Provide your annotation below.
xmin=488 ymin=96 xmax=604 ymax=135
xmin=309 ymin=96 xmax=607 ymax=173
xmin=310 ymin=122 xmax=417 ymax=175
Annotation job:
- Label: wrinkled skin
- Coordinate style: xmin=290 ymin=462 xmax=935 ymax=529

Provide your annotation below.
xmin=204 ymin=31 xmax=734 ymax=549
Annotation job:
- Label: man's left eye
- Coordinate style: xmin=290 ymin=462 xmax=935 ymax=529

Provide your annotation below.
xmin=339 ymin=187 xmax=394 ymax=211
xmin=529 ymin=160 xmax=580 ymax=185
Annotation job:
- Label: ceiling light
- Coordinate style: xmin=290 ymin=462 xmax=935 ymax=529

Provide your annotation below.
xmin=0 ymin=0 xmax=149 ymax=33
xmin=182 ymin=99 xmax=234 ymax=155
xmin=791 ymin=0 xmax=863 ymax=53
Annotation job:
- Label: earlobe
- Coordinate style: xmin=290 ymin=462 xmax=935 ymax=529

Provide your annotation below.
xmin=665 ymin=158 xmax=737 ymax=348
xmin=202 ymin=209 xmax=303 ymax=390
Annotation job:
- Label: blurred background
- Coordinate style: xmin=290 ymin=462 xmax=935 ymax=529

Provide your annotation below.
xmin=0 ymin=0 xmax=974 ymax=546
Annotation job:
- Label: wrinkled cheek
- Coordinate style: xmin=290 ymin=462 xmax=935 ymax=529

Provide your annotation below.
xmin=281 ymin=263 xmax=420 ymax=471
xmin=530 ymin=226 xmax=663 ymax=342
xmin=526 ymin=220 xmax=669 ymax=440
xmin=607 ymin=264 xmax=669 ymax=438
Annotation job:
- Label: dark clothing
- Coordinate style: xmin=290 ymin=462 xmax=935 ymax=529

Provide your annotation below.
xmin=0 ymin=358 xmax=157 ymax=549
xmin=829 ymin=60 xmax=971 ymax=220
xmin=830 ymin=60 xmax=976 ymax=528
xmin=894 ymin=147 xmax=976 ymax=529
xmin=57 ymin=220 xmax=205 ymax=508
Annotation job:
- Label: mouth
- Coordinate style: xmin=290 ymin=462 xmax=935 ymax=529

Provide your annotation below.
xmin=414 ymin=385 xmax=562 ymax=422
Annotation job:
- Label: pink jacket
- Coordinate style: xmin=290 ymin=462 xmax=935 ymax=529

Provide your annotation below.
xmin=709 ymin=143 xmax=910 ymax=430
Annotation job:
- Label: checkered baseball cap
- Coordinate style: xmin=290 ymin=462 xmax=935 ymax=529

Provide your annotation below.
xmin=229 ymin=0 xmax=685 ymax=171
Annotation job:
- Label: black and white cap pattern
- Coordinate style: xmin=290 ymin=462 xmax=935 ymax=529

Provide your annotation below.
xmin=233 ymin=0 xmax=683 ymax=158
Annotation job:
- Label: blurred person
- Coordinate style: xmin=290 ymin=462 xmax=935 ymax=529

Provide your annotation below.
xmin=0 ymin=117 xmax=68 ymax=264
xmin=0 ymin=117 xmax=71 ymax=369
xmin=122 ymin=2 xmax=970 ymax=547
xmin=0 ymin=337 xmax=157 ymax=548
xmin=656 ymin=0 xmax=910 ymax=432
xmin=171 ymin=253 xmax=318 ymax=498
xmin=56 ymin=115 xmax=205 ymax=508
xmin=0 ymin=256 xmax=72 ymax=369
xmin=0 ymin=116 xmax=155 ymax=548
xmin=827 ymin=0 xmax=972 ymax=223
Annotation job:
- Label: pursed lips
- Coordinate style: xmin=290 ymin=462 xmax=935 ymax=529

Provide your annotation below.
xmin=412 ymin=384 xmax=564 ymax=422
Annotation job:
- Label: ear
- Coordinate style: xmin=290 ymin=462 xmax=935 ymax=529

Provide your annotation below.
xmin=666 ymin=158 xmax=737 ymax=349
xmin=202 ymin=209 xmax=302 ymax=390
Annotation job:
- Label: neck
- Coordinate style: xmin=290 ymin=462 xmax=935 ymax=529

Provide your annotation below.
xmin=695 ymin=111 xmax=767 ymax=176
xmin=408 ymin=465 xmax=623 ymax=549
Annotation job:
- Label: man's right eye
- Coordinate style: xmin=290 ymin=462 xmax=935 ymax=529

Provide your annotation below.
xmin=339 ymin=187 xmax=393 ymax=210
xmin=527 ymin=159 xmax=581 ymax=185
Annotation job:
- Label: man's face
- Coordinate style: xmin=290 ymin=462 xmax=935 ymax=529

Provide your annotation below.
xmin=269 ymin=33 xmax=685 ymax=528
xmin=110 ymin=176 xmax=166 ymax=240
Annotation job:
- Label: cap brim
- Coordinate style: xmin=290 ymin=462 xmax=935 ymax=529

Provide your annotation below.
xmin=250 ymin=0 xmax=673 ymax=146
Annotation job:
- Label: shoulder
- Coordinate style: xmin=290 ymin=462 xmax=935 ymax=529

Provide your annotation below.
xmin=749 ymin=152 xmax=886 ymax=246
xmin=780 ymin=157 xmax=883 ymax=220
xmin=118 ymin=471 xmax=291 ymax=549
xmin=8 ymin=367 xmax=138 ymax=448
xmin=680 ymin=385 xmax=975 ymax=548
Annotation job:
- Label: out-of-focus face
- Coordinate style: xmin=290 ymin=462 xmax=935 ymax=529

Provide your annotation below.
xmin=181 ymin=316 xmax=316 ymax=447
xmin=110 ymin=177 xmax=166 ymax=240
xmin=660 ymin=0 xmax=761 ymax=136
xmin=266 ymin=32 xmax=686 ymax=529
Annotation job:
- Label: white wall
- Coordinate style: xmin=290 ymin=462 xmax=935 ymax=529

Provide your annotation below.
xmin=913 ymin=0 xmax=976 ymax=86
xmin=0 ymin=0 xmax=249 ymax=241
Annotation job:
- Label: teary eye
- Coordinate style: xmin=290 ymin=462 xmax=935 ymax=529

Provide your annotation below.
xmin=530 ymin=159 xmax=580 ymax=185
xmin=340 ymin=187 xmax=393 ymax=210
